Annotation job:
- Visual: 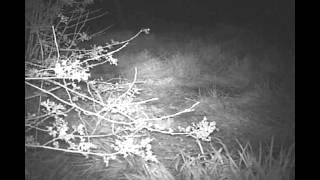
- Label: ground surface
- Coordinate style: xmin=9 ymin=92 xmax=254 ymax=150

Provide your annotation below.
xmin=131 ymin=72 xmax=294 ymax=172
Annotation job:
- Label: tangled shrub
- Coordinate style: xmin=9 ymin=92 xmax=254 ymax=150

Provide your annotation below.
xmin=25 ymin=1 xmax=217 ymax=173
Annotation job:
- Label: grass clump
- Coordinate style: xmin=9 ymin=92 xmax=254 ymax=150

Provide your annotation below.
xmin=173 ymin=138 xmax=295 ymax=180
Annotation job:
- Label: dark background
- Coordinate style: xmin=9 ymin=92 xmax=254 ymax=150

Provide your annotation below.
xmin=88 ymin=0 xmax=294 ymax=44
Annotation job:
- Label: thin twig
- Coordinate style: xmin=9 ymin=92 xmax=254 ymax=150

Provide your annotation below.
xmin=52 ymin=26 xmax=60 ymax=60
xmin=26 ymin=144 xmax=119 ymax=157
xmin=63 ymin=10 xmax=109 ymax=31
